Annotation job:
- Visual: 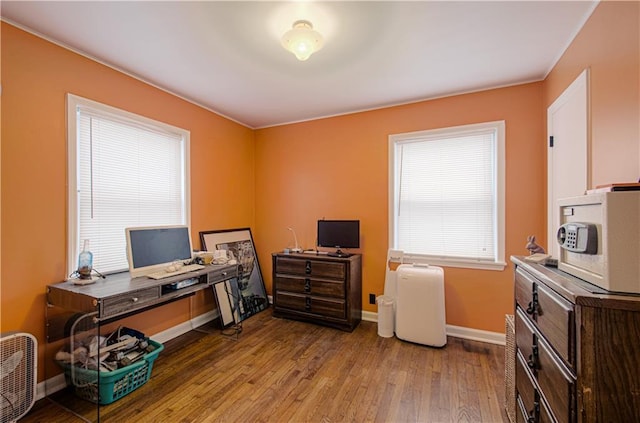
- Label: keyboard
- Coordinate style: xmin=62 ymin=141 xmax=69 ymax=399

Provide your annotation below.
xmin=147 ymin=263 xmax=205 ymax=280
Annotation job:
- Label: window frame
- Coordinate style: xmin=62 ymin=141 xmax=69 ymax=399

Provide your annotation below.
xmin=388 ymin=121 xmax=506 ymax=271
xmin=66 ymin=93 xmax=191 ymax=275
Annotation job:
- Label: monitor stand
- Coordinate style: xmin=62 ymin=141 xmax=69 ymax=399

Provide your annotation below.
xmin=328 ymin=249 xmax=351 ymax=258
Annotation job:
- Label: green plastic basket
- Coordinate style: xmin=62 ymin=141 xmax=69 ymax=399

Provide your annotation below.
xmin=60 ymin=339 xmax=164 ymax=405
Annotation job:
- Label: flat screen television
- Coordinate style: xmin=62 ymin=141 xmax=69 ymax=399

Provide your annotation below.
xmin=125 ymin=225 xmax=194 ymax=278
xmin=317 ymin=220 xmax=360 ymax=257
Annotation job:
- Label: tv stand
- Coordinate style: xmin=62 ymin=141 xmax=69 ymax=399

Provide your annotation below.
xmin=272 ymin=252 xmax=362 ymax=331
xmin=328 ymin=249 xmax=351 ymax=258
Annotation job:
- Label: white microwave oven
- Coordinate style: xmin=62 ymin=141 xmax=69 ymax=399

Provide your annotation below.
xmin=557 ymin=191 xmax=640 ymax=293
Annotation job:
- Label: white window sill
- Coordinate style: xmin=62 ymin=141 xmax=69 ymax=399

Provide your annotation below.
xmin=402 ymin=255 xmax=507 ymax=271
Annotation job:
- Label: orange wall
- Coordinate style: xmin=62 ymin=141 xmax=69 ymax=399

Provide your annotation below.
xmin=255 ymin=82 xmax=546 ymax=334
xmin=1 ymin=0 xmax=638 ymax=384
xmin=0 ymin=23 xmax=255 ymax=380
xmin=253 ymin=0 xmax=639 ymax=335
xmin=544 ymin=0 xmax=640 ymax=187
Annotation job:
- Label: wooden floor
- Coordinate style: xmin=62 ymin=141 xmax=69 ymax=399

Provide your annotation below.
xmin=23 ymin=310 xmax=508 ymax=422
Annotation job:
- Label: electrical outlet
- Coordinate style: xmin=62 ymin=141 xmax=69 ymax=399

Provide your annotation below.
xmin=369 ymin=293 xmax=376 ymax=305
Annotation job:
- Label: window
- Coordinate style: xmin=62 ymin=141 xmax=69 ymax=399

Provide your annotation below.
xmin=67 ymin=94 xmax=190 ymax=275
xmin=389 ymin=121 xmax=505 ymax=270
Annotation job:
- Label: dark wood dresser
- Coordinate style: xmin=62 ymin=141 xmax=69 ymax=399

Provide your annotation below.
xmin=511 ymin=256 xmax=640 ymax=423
xmin=272 ymin=252 xmax=362 ymax=331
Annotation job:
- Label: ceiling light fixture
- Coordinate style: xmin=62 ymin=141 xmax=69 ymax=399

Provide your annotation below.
xmin=281 ymin=20 xmax=324 ymax=61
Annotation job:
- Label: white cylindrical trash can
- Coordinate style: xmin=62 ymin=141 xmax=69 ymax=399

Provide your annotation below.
xmin=376 ymin=295 xmax=394 ymax=337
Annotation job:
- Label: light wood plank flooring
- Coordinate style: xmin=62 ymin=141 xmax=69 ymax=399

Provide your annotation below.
xmin=23 ymin=310 xmax=508 ymax=422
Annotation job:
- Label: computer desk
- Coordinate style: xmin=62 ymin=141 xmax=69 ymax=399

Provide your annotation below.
xmin=46 ymin=263 xmax=238 ymax=341
xmin=44 ymin=263 xmax=238 ymax=421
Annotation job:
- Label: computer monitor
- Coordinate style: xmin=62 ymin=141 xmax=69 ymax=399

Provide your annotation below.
xmin=125 ymin=225 xmax=194 ymax=278
xmin=317 ymin=220 xmax=360 ymax=257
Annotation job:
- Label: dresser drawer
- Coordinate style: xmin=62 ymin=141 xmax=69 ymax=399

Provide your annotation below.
xmin=101 ymin=287 xmax=160 ymax=316
xmin=516 ymin=396 xmax=555 ymax=423
xmin=515 ymin=267 xmax=575 ymax=367
xmin=515 ymin=308 xmax=537 ymax=374
xmin=275 ymin=257 xmax=345 ymax=280
xmin=516 ymin=351 xmax=537 ymax=422
xmin=516 ymin=309 xmax=574 ymax=423
xmin=515 ymin=267 xmax=536 ymax=312
xmin=536 ymin=283 xmax=574 ymax=367
xmin=206 ymin=264 xmax=237 ymax=285
xmin=536 ymin=334 xmax=574 ymax=423
xmin=275 ymin=292 xmax=345 ymax=319
xmin=274 ymin=275 xmax=345 ymax=298
xmin=516 ymin=352 xmax=555 ymax=423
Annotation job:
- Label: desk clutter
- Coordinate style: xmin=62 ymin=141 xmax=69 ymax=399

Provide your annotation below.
xmin=55 ymin=326 xmax=163 ymax=404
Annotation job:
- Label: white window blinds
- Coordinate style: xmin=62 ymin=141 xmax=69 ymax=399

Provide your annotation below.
xmin=390 ymin=121 xmax=505 ymax=269
xmin=68 ymin=95 xmax=190 ymax=274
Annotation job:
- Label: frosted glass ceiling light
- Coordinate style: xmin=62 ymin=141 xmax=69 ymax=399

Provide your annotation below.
xmin=281 ymin=20 xmax=324 ymax=61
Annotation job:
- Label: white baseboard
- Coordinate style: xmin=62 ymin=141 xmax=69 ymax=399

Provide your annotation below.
xmin=38 ymin=374 xmax=66 ymax=401
xmin=445 ymin=324 xmax=506 ymax=346
xmin=362 ymin=310 xmax=377 ymax=322
xmin=363 ymin=311 xmax=505 ymax=346
xmin=151 ymin=310 xmax=218 ymax=344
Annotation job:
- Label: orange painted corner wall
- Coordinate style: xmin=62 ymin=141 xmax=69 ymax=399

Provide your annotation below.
xmin=4 ymin=0 xmax=637 ymax=388
xmin=0 ymin=22 xmax=254 ymax=382
xmin=544 ymin=0 xmax=640 ymax=187
xmin=254 ymin=82 xmax=545 ymax=334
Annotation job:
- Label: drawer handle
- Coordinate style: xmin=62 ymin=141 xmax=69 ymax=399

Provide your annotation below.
xmin=304 ymin=279 xmax=311 ymax=293
xmin=526 ymin=292 xmax=538 ymax=316
xmin=526 ymin=301 xmax=535 ymax=314
xmin=527 ymin=400 xmax=540 ymax=423
xmin=305 ymin=261 xmax=312 ymax=275
xmin=305 ymin=297 xmax=311 ymax=310
xmin=131 ymin=297 xmax=139 ymax=303
xmin=527 ymin=344 xmax=539 ymax=370
xmin=527 ymin=354 xmax=537 ymax=370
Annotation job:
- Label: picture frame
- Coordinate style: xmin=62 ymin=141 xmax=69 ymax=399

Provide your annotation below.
xmin=199 ymin=228 xmax=269 ymax=324
xmin=211 ymin=278 xmax=241 ymax=329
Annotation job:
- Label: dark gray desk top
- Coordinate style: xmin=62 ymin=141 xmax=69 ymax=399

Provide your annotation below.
xmin=48 ymin=263 xmax=237 ymax=299
xmin=46 ymin=263 xmax=239 ymax=328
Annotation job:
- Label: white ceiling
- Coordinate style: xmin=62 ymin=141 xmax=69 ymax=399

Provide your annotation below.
xmin=1 ymin=1 xmax=598 ymax=129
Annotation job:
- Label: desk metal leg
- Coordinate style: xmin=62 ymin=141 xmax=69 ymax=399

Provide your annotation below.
xmin=211 ymin=278 xmax=242 ymax=339
xmin=45 ymin=307 xmax=100 ymax=422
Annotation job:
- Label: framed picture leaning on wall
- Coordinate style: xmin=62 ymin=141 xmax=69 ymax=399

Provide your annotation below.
xmin=199 ymin=228 xmax=269 ymax=323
